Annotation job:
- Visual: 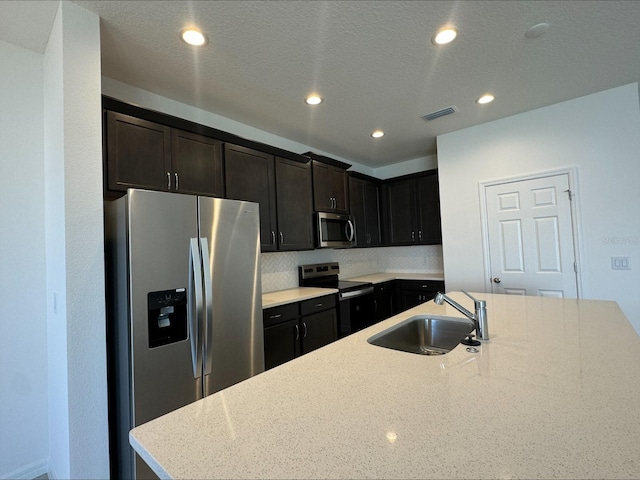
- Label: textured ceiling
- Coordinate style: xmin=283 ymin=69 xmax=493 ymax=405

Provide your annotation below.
xmin=3 ymin=1 xmax=640 ymax=168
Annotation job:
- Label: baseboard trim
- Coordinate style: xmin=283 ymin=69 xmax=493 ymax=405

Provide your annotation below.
xmin=0 ymin=458 xmax=48 ymax=480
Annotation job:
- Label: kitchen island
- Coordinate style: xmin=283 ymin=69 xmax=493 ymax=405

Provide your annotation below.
xmin=130 ymin=293 xmax=640 ymax=479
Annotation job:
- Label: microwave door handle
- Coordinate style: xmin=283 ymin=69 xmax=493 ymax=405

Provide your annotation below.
xmin=346 ymin=219 xmax=355 ymax=242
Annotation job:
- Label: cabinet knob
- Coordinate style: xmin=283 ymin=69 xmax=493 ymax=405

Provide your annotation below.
xmin=411 ymin=231 xmax=415 ymax=241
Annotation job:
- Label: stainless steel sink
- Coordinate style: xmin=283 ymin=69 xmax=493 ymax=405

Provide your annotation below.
xmin=367 ymin=315 xmax=475 ymax=355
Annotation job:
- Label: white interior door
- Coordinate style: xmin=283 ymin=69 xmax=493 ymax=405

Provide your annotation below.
xmin=485 ymin=173 xmax=578 ymax=298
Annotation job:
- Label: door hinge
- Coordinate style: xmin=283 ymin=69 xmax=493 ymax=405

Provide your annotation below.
xmin=565 ymin=189 xmax=573 ymax=201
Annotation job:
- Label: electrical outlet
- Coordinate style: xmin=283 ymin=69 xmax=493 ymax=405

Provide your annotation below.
xmin=611 ymin=257 xmax=631 ymax=270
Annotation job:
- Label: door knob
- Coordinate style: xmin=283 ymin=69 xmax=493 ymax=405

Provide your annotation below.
xmin=493 ymin=277 xmax=501 ymax=284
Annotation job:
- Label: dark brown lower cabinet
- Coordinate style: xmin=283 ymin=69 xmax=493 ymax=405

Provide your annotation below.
xmin=263 ymin=294 xmax=338 ymax=370
xmin=398 ymin=280 xmax=445 ymax=311
xmin=373 ymin=281 xmax=396 ymax=322
xmin=264 ymin=319 xmax=300 ymax=370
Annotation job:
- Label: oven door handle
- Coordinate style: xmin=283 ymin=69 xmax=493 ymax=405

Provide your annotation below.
xmin=340 ymin=286 xmax=374 ymax=300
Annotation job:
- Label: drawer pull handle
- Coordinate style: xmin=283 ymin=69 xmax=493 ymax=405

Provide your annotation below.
xmin=269 ymin=314 xmax=282 ymax=319
xmin=315 ymin=303 xmax=323 ymax=307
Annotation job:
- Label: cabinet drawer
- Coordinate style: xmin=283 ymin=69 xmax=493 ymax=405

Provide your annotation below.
xmin=300 ymin=294 xmax=337 ymax=317
xmin=374 ymin=281 xmax=395 ymax=294
xmin=263 ymin=303 xmax=298 ymax=328
xmin=398 ymin=280 xmax=444 ymax=292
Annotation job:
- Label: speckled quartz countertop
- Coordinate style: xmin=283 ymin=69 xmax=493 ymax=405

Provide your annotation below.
xmin=346 ymin=271 xmax=444 ymax=283
xmin=130 ymin=293 xmax=640 ymax=479
xmin=262 ymin=287 xmax=339 ymax=309
xmin=262 ymin=272 xmax=444 ymax=309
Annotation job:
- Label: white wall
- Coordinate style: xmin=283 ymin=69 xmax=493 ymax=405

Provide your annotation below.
xmin=0 ymin=40 xmax=49 ymax=480
xmin=44 ymin=2 xmax=109 ymax=478
xmin=374 ymin=154 xmax=438 ymax=179
xmin=437 ymin=83 xmax=640 ymax=334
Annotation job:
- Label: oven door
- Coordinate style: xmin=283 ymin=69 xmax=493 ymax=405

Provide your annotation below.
xmin=316 ymin=212 xmax=356 ymax=248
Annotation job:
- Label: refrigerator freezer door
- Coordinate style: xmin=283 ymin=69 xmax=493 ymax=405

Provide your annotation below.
xmin=199 ymin=197 xmax=265 ymax=395
xmin=128 ymin=190 xmax=203 ymax=426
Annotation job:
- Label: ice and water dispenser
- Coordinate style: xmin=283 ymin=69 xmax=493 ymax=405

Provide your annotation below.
xmin=147 ymin=289 xmax=188 ymax=348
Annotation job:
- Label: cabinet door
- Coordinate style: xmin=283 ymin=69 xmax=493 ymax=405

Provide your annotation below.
xmin=331 ymin=167 xmax=349 ymax=213
xmin=400 ymin=290 xmax=424 ymax=311
xmin=416 ymin=174 xmax=442 ymax=244
xmin=171 ymin=129 xmax=224 ymax=197
xmin=349 ymin=177 xmax=381 ymax=247
xmin=363 ymin=181 xmax=382 ymax=246
xmin=264 ymin=319 xmax=300 ymax=370
xmin=106 ymin=111 xmax=171 ymax=192
xmin=225 ymin=144 xmax=278 ymax=251
xmin=312 ymin=161 xmax=334 ymax=211
xmin=301 ymin=309 xmax=338 ymax=354
xmin=373 ymin=281 xmax=395 ymax=322
xmin=387 ymin=179 xmax=417 ymax=245
xmin=348 ymin=177 xmax=367 ymax=247
xmin=275 ymin=158 xmax=314 ymax=251
xmin=312 ymin=161 xmax=349 ymax=213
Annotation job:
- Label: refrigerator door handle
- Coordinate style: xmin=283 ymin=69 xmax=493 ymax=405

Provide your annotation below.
xmin=189 ymin=238 xmax=204 ymax=379
xmin=200 ymin=237 xmax=214 ymax=376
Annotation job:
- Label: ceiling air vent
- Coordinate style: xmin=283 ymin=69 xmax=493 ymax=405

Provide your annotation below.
xmin=421 ymin=106 xmax=458 ymax=121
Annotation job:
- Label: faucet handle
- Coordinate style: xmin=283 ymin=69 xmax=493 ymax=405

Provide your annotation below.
xmin=461 ymin=290 xmax=478 ymax=302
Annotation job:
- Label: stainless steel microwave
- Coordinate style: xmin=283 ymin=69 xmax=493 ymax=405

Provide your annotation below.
xmin=316 ymin=212 xmax=356 ymax=248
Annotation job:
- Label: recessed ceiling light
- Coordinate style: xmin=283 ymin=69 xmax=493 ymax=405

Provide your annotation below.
xmin=476 ymin=94 xmax=495 ymax=105
xmin=371 ymin=130 xmax=384 ymax=138
xmin=525 ymin=22 xmax=550 ymax=39
xmin=305 ymin=95 xmax=322 ymax=105
xmin=432 ymin=26 xmax=458 ymax=45
xmin=181 ymin=28 xmax=207 ymax=46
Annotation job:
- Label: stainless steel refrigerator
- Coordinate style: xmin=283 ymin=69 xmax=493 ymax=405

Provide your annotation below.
xmin=105 ymin=189 xmax=264 ymax=479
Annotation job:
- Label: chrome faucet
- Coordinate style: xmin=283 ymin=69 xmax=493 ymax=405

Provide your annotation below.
xmin=434 ymin=291 xmax=489 ymax=340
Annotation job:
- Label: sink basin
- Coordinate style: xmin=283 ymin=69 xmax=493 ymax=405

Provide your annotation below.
xmin=367 ymin=315 xmax=475 ymax=355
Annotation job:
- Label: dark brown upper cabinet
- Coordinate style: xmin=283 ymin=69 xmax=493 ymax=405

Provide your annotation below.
xmin=171 ymin=129 xmax=224 ymax=197
xmin=106 ymin=111 xmax=171 ymax=192
xmin=224 ymin=145 xmax=313 ymax=252
xmin=349 ymin=175 xmax=382 ymax=247
xmin=105 ymin=111 xmax=223 ymax=197
xmin=224 ymin=144 xmax=278 ymax=252
xmin=275 ymin=157 xmax=315 ymax=251
xmin=310 ymin=160 xmax=349 ymax=214
xmin=386 ymin=171 xmax=442 ymax=246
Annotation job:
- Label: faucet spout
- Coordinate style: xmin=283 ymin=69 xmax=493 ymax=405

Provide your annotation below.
xmin=434 ymin=291 xmax=489 ymax=340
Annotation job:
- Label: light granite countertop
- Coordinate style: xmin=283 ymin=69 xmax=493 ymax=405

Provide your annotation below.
xmin=346 ymin=271 xmax=444 ymax=284
xmin=130 ymin=293 xmax=640 ymax=479
xmin=262 ymin=272 xmax=444 ymax=309
xmin=262 ymin=287 xmax=339 ymax=309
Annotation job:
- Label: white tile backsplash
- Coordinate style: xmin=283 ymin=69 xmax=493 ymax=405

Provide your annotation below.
xmin=261 ymin=245 xmax=443 ymax=292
